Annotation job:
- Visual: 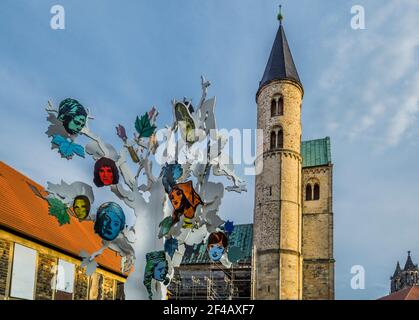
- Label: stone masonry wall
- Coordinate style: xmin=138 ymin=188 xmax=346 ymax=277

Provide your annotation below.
xmin=102 ymin=276 xmax=115 ymax=300
xmin=74 ymin=265 xmax=89 ymax=300
xmin=0 ymin=239 xmax=10 ymax=297
xmin=35 ymin=253 xmax=58 ymax=300
xmin=302 ymin=165 xmax=334 ymax=300
xmin=253 ymin=80 xmax=303 ymax=300
xmin=0 ymin=234 xmax=121 ymax=300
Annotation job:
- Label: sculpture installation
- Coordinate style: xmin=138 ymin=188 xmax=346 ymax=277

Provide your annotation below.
xmin=42 ymin=77 xmax=247 ymax=299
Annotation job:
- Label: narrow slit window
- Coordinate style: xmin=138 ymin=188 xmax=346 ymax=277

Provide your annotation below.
xmin=313 ymin=184 xmax=320 ymax=200
xmin=277 ymin=97 xmax=283 ymax=115
xmin=270 ymin=131 xmax=277 ymax=150
xmin=305 ymin=184 xmax=312 ymax=201
xmin=277 ymin=130 xmax=283 ymax=149
xmin=271 ymin=99 xmax=277 ymax=117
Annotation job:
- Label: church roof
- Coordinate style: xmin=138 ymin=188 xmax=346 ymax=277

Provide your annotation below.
xmin=259 ymin=23 xmax=302 ymax=92
xmin=181 ymin=224 xmax=253 ymax=265
xmin=404 ymin=251 xmax=417 ymax=271
xmin=378 ymin=286 xmax=419 ymax=300
xmin=301 ymin=137 xmax=332 ymax=168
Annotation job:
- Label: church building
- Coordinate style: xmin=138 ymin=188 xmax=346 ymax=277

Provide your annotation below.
xmin=390 ymin=251 xmax=419 ymax=294
xmin=251 ymin=13 xmax=335 ymax=300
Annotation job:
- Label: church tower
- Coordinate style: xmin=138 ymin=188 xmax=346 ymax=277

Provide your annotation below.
xmin=252 ymin=11 xmax=304 ymax=300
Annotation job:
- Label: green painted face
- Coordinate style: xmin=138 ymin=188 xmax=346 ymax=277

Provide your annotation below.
xmin=67 ymin=115 xmax=86 ymax=134
xmin=73 ymin=198 xmax=88 ymax=220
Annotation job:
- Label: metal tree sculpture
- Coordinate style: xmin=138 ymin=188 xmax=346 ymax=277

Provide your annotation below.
xmin=43 ymin=77 xmax=246 ymax=299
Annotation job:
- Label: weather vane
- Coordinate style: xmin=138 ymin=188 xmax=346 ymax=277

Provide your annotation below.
xmin=277 ymin=5 xmax=284 ymax=24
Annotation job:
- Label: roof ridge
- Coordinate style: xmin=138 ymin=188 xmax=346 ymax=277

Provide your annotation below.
xmin=0 ymin=161 xmax=45 ymax=191
xmin=301 ymin=137 xmax=330 ymax=144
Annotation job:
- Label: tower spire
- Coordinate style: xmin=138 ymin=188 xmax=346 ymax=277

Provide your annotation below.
xmin=277 ymin=5 xmax=284 ymax=25
xmin=393 ymin=261 xmax=402 ymax=277
xmin=258 ymin=7 xmax=302 ymax=94
xmin=404 ymin=250 xmax=416 ymax=271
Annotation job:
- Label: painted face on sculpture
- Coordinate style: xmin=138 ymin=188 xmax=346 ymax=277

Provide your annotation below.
xmin=101 ymin=213 xmax=122 ymax=240
xmin=73 ymin=197 xmax=89 ymax=220
xmin=58 ymin=99 xmax=88 ymax=135
xmin=95 ymin=203 xmax=125 ymax=241
xmin=99 ymin=166 xmax=114 ymax=185
xmin=153 ymin=261 xmax=168 ymax=281
xmin=169 ymin=188 xmax=183 ymax=210
xmin=208 ymin=243 xmax=225 ymax=261
xmin=66 ymin=114 xmax=86 ymax=134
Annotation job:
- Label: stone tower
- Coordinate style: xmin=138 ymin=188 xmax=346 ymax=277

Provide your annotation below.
xmin=252 ymin=16 xmax=304 ymax=300
xmin=301 ymin=137 xmax=334 ymax=299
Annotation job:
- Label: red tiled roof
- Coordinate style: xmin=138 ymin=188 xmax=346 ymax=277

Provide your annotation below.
xmin=378 ymin=286 xmax=419 ymax=300
xmin=0 ymin=161 xmax=125 ymax=276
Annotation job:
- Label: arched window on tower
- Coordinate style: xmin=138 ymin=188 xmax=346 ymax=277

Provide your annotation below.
xmin=313 ymin=183 xmax=320 ymax=200
xmin=277 ymin=129 xmax=283 ymax=149
xmin=270 ymin=96 xmax=284 ymax=117
xmin=271 ymin=99 xmax=277 ymax=117
xmin=277 ymin=97 xmax=284 ymax=115
xmin=270 ymin=131 xmax=276 ymax=150
xmin=305 ymin=184 xmax=312 ymax=201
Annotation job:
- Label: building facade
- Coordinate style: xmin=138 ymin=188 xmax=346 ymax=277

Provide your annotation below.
xmin=252 ymin=18 xmax=334 ymax=300
xmin=301 ymin=138 xmax=334 ymax=300
xmin=0 ymin=161 xmax=127 ymax=300
xmin=168 ymin=224 xmax=252 ymax=300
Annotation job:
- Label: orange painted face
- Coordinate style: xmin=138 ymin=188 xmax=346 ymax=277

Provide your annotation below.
xmin=99 ymin=166 xmax=113 ymax=185
xmin=169 ymin=188 xmax=183 ymax=210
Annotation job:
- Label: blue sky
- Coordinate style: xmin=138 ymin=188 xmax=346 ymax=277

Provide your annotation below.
xmin=1 ymin=0 xmax=419 ymax=300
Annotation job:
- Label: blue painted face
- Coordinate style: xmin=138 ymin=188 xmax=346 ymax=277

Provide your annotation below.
xmin=209 ymin=244 xmax=225 ymax=261
xmin=94 ymin=202 xmax=125 ymax=241
xmin=95 ymin=209 xmax=123 ymax=241
xmin=153 ymin=261 xmax=168 ymax=281
xmin=101 ymin=211 xmax=122 ymax=240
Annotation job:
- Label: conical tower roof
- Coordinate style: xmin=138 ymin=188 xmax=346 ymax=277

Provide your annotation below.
xmin=258 ymin=22 xmax=302 ymax=92
xmin=404 ymin=251 xmax=417 ymax=271
xmin=393 ymin=261 xmax=402 ymax=277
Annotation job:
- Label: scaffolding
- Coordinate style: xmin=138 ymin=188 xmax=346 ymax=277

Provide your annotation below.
xmin=169 ymin=261 xmax=252 ymax=300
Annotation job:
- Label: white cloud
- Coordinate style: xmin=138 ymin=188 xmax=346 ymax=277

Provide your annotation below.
xmin=318 ymin=1 xmax=419 ymax=148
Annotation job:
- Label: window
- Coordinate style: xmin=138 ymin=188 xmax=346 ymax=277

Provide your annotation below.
xmin=270 ymin=96 xmax=284 ymax=117
xmin=271 ymin=99 xmax=276 ymax=117
xmin=277 ymin=130 xmax=283 ymax=149
xmin=313 ymin=184 xmax=320 ymax=200
xmin=306 ymin=182 xmax=320 ymax=201
xmin=54 ymin=259 xmax=75 ymax=300
xmin=270 ymin=131 xmax=276 ymax=150
xmin=10 ymin=244 xmax=37 ymax=300
xmin=277 ymin=98 xmax=283 ymax=115
xmin=115 ymin=282 xmax=125 ymax=300
xmin=270 ymin=128 xmax=283 ymax=150
xmin=305 ymin=184 xmax=312 ymax=201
